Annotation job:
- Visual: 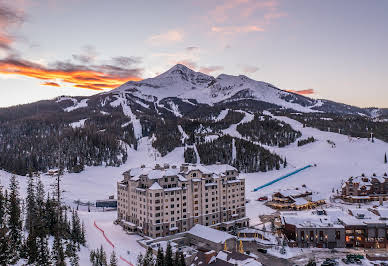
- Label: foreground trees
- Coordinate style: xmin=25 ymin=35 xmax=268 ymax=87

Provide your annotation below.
xmin=0 ymin=174 xmax=86 ymax=265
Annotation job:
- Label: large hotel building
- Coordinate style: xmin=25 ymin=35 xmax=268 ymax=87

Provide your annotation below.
xmin=117 ymin=163 xmax=248 ymax=238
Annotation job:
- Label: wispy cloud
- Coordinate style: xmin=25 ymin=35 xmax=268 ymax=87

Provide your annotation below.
xmin=207 ymin=0 xmax=285 ymax=36
xmin=0 ymin=3 xmax=24 ymax=51
xmin=199 ymin=65 xmax=224 ymax=74
xmin=176 ymin=59 xmax=198 ymax=70
xmin=0 ymin=56 xmax=142 ymax=91
xmin=185 ymin=46 xmax=200 ymax=52
xmin=147 ymin=30 xmax=183 ymax=45
xmin=241 ymin=65 xmax=259 ymax=73
xmin=287 ymin=89 xmax=315 ymax=95
xmin=72 ymin=45 xmax=98 ymax=64
xmin=211 ymin=25 xmax=264 ymax=34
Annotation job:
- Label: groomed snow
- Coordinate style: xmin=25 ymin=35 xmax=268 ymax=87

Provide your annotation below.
xmin=2 ymin=114 xmax=388 ymax=265
xmin=64 ymin=99 xmax=89 ymax=112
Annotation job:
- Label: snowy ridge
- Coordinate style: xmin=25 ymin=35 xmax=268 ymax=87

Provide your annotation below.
xmin=113 ymin=64 xmax=321 ymax=113
xmin=111 ymin=93 xmax=142 ymax=139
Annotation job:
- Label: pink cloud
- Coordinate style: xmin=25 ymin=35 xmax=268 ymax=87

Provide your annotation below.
xmin=147 ymin=30 xmax=184 ymax=45
xmin=206 ymin=0 xmax=285 ymax=36
xmin=199 ymin=65 xmax=224 ymax=74
xmin=242 ymin=65 xmax=259 ymax=73
xmin=176 ymin=59 xmax=198 ymax=70
xmin=211 ymin=25 xmax=264 ymax=34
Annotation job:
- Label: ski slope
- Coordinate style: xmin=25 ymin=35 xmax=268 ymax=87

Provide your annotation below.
xmin=1 ymin=114 xmax=388 ymax=265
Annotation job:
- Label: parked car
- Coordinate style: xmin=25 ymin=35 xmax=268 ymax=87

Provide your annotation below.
xmin=257 ymin=196 xmax=268 ymax=201
xmin=321 ymin=258 xmax=338 ymax=266
xmin=257 ymin=248 xmax=267 ymax=254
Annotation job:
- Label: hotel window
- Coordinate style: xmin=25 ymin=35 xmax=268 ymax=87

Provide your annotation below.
xmin=319 ymin=231 xmax=323 ymax=241
xmin=336 ymin=231 xmax=341 ymax=240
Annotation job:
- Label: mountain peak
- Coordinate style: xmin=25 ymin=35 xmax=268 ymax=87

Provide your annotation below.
xmin=159 ymin=63 xmax=198 ymax=78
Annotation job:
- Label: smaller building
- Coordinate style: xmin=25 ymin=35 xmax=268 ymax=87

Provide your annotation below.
xmin=266 ymin=187 xmax=325 ymax=210
xmin=338 ymin=208 xmax=388 ymax=249
xmin=282 ymin=210 xmax=345 ymax=248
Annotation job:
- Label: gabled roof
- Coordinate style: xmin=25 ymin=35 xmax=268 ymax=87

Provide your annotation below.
xmin=187 ymin=224 xmax=235 ymax=243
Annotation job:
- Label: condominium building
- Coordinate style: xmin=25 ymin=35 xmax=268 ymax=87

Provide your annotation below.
xmin=117 ymin=163 xmax=248 ymax=238
xmin=341 ymin=174 xmax=388 ymax=203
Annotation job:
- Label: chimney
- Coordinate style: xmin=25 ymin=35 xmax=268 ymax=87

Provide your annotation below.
xmin=164 ymin=163 xmax=170 ymax=169
xmin=155 ymin=164 xmax=161 ymax=170
xmin=180 ymin=163 xmax=189 ymax=172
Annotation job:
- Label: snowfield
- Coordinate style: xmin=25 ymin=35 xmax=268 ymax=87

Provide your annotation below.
xmin=1 ymin=114 xmax=388 ymax=265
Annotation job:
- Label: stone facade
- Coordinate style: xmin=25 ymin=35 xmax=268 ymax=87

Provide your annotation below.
xmin=117 ymin=163 xmax=248 ymax=238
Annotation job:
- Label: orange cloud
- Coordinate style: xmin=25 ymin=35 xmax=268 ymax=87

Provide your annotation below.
xmin=0 ymin=57 xmax=142 ymax=91
xmin=42 ymin=81 xmax=60 ymax=87
xmin=287 ymin=89 xmax=315 ymax=95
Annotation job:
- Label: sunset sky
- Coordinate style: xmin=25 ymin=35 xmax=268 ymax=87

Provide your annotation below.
xmin=0 ymin=0 xmax=387 ymax=108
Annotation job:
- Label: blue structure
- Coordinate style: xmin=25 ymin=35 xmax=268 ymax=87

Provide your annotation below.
xmin=253 ymin=165 xmax=312 ymax=192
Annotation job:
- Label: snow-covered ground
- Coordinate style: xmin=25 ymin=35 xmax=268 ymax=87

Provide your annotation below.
xmin=1 ymin=115 xmax=388 ymax=265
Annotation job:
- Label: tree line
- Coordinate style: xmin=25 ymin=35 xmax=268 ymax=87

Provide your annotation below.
xmin=0 ymin=173 xmax=86 ymax=265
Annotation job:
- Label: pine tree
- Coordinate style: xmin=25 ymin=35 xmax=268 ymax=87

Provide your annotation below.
xmin=0 ymin=187 xmax=11 ymax=265
xmin=156 ymin=247 xmax=164 ymax=266
xmin=109 ymin=250 xmax=118 ymax=266
xmin=179 ymin=252 xmax=186 ymax=266
xmin=136 ymin=253 xmax=144 ymax=266
xmin=36 ymin=236 xmax=51 ymax=266
xmin=25 ymin=174 xmax=36 ymax=231
xmin=174 ymin=250 xmax=180 ymax=266
xmin=98 ymin=245 xmax=107 ymax=266
xmin=26 ymin=227 xmax=38 ymax=263
xmin=7 ymin=175 xmax=22 ymax=263
xmin=52 ymin=234 xmax=66 ymax=266
xmin=67 ymin=240 xmax=80 ymax=266
xmin=0 ymin=226 xmax=11 ymax=265
xmin=385 ymin=153 xmax=387 ymax=164
xmin=35 ymin=177 xmax=47 ymax=237
xmin=283 ymin=157 xmax=287 ymax=168
xmin=165 ymin=241 xmax=173 ymax=266
xmin=0 ymin=186 xmax=5 ymax=227
xmin=143 ymin=247 xmax=154 ymax=266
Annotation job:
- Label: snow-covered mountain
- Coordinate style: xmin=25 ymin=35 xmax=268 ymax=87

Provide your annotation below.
xmin=110 ymin=64 xmax=370 ymax=115
xmin=0 ymin=63 xmax=387 ymax=176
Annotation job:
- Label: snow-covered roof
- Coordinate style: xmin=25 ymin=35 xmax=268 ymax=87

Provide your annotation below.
xmin=205 ymin=164 xmax=237 ymax=175
xmin=149 ymin=182 xmax=163 ymax=190
xmin=291 ymin=197 xmax=309 ymax=206
xmin=275 ymin=187 xmax=311 ymax=198
xmin=375 ymin=208 xmax=388 ymax=218
xmin=129 ymin=167 xmax=180 ymax=180
xmin=282 ymin=210 xmax=344 ymax=229
xmin=187 ymin=224 xmax=235 ymax=243
xmin=215 ymin=251 xmax=262 ymax=266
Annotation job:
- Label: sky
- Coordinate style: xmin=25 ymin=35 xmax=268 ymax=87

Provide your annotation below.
xmin=0 ymin=0 xmax=387 ymax=108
